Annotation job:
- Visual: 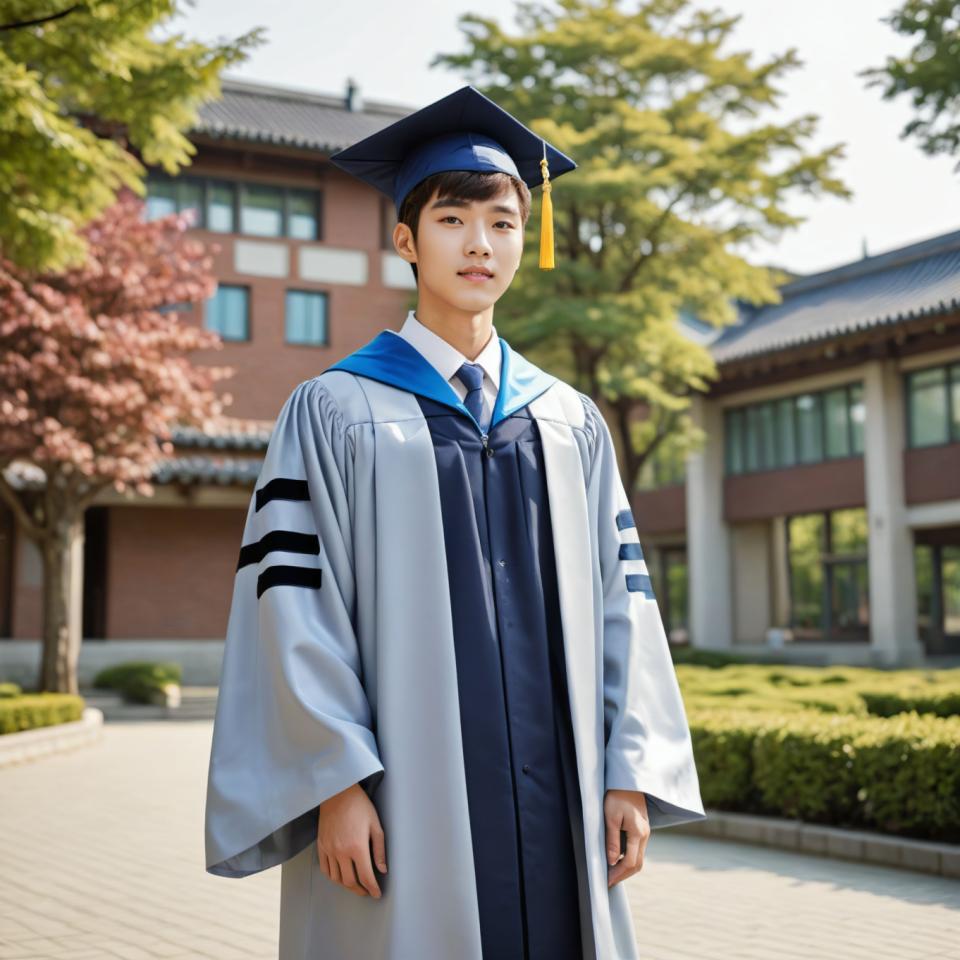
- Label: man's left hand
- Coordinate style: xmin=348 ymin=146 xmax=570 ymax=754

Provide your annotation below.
xmin=604 ymin=789 xmax=650 ymax=888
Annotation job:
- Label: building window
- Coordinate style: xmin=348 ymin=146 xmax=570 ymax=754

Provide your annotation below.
xmin=240 ymin=184 xmax=283 ymax=237
xmin=906 ymin=362 xmax=960 ymax=447
xmin=660 ymin=546 xmax=689 ymax=645
xmin=786 ymin=507 xmax=869 ymax=641
xmin=207 ymin=181 xmax=236 ymax=233
xmin=205 ymin=284 xmax=250 ymax=341
xmin=915 ymin=535 xmax=960 ymax=654
xmin=288 ymin=190 xmax=319 ymax=240
xmin=724 ymin=381 xmax=864 ymax=475
xmin=145 ymin=174 xmax=320 ymax=240
xmin=285 ymin=290 xmax=328 ymax=346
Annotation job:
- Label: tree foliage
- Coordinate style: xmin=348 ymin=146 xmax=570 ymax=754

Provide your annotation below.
xmin=0 ymin=0 xmax=264 ymax=272
xmin=433 ymin=0 xmax=850 ymax=488
xmin=862 ymin=0 xmax=960 ymax=167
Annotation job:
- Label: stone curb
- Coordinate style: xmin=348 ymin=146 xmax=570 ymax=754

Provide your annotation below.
xmin=674 ymin=808 xmax=960 ymax=879
xmin=0 ymin=707 xmax=104 ymax=769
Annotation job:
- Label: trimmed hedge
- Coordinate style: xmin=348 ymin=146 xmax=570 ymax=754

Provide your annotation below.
xmin=688 ymin=706 xmax=960 ymax=842
xmin=0 ymin=693 xmax=85 ymax=735
xmin=93 ymin=660 xmax=182 ymax=704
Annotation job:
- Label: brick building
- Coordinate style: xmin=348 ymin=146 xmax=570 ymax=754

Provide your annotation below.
xmin=1 ymin=77 xmax=958 ymax=680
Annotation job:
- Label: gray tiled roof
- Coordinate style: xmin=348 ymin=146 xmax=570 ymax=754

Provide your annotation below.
xmin=193 ymin=77 xmax=414 ymax=153
xmin=3 ymin=456 xmax=263 ymax=491
xmin=152 ymin=455 xmax=263 ymax=486
xmin=704 ymin=227 xmax=960 ymax=364
xmin=171 ymin=420 xmax=273 ymax=452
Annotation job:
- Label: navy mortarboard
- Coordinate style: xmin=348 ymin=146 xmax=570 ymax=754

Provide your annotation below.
xmin=328 ymin=84 xmax=577 ymax=269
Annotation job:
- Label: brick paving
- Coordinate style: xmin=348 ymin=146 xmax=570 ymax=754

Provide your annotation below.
xmin=0 ymin=720 xmax=957 ymax=959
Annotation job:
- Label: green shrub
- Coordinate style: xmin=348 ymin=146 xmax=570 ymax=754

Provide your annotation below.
xmin=0 ymin=682 xmax=23 ymax=699
xmin=860 ymin=690 xmax=960 ymax=719
xmin=93 ymin=661 xmax=182 ymax=704
xmin=686 ymin=705 xmax=960 ymax=842
xmin=0 ymin=693 xmax=85 ymax=734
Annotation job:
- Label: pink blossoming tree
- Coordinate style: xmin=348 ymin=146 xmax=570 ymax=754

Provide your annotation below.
xmin=0 ymin=190 xmax=234 ymax=693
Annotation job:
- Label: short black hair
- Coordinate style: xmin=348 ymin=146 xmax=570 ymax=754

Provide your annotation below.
xmin=397 ymin=169 xmax=532 ymax=282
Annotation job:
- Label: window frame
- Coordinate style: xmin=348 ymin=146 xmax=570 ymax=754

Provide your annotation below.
xmin=284 ymin=288 xmax=330 ymax=347
xmin=145 ymin=172 xmax=322 ymax=241
xmin=205 ymin=283 xmax=251 ymax=342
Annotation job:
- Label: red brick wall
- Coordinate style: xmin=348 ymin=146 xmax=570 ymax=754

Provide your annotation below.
xmin=106 ymin=505 xmax=247 ymax=639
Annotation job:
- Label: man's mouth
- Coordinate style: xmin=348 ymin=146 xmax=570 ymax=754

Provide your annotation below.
xmin=458 ymin=268 xmax=494 ymax=281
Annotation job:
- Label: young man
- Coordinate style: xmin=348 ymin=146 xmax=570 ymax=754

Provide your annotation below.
xmin=204 ymin=85 xmax=705 ymax=960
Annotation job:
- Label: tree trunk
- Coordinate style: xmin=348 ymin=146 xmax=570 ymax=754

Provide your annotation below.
xmin=38 ymin=510 xmax=84 ymax=693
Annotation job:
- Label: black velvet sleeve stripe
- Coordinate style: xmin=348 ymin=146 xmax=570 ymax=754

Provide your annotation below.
xmin=237 ymin=530 xmax=321 ymax=571
xmin=255 ymin=477 xmax=310 ymax=512
xmin=615 ymin=508 xmax=636 ymax=530
xmin=257 ymin=565 xmax=323 ymax=598
xmin=618 ymin=542 xmax=643 ymax=561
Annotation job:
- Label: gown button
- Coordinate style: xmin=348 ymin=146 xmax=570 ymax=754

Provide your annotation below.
xmin=522 ymin=764 xmax=530 ymax=774
xmin=485 ymin=447 xmax=494 ymax=458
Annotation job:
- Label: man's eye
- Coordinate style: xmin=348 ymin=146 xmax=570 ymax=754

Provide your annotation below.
xmin=496 ymin=221 xmax=515 ymax=229
xmin=441 ymin=216 xmax=461 ymax=224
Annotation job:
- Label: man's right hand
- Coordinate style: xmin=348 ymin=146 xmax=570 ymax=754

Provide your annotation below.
xmin=316 ymin=782 xmax=387 ymax=899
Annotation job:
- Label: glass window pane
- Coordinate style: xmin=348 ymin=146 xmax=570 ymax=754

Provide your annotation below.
xmin=664 ymin=549 xmax=689 ymax=641
xmin=776 ymin=397 xmax=796 ymax=466
xmin=241 ymin=184 xmax=283 ymax=236
xmin=288 ymin=190 xmax=318 ymax=240
xmin=726 ymin=409 xmax=743 ymax=474
xmin=943 ymin=546 xmax=960 ymax=635
xmin=909 ymin=367 xmax=949 ymax=446
xmin=831 ymin=561 xmax=869 ymax=633
xmin=951 ymin=364 xmax=960 ymax=443
xmin=915 ymin=544 xmax=935 ymax=639
xmin=745 ymin=406 xmax=761 ymax=471
xmin=179 ymin=180 xmax=203 ymax=227
xmin=796 ymin=393 xmax=823 ymax=462
xmin=824 ymin=387 xmax=850 ymax=458
xmin=285 ymin=290 xmax=327 ymax=345
xmin=830 ymin=507 xmax=867 ymax=555
xmin=146 ymin=179 xmax=177 ymax=220
xmin=849 ymin=382 xmax=865 ymax=454
xmin=206 ymin=285 xmax=248 ymax=340
xmin=758 ymin=402 xmax=776 ymax=469
xmin=788 ymin=513 xmax=824 ymax=632
xmin=207 ymin=182 xmax=235 ymax=233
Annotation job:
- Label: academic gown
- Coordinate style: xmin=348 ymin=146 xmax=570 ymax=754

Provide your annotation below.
xmin=204 ymin=330 xmax=707 ymax=960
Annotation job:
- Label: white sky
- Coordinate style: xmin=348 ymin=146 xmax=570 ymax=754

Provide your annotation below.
xmin=172 ymin=0 xmax=960 ymax=276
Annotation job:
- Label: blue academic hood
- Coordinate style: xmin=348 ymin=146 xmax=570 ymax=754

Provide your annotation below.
xmin=326 ymin=329 xmax=557 ymax=433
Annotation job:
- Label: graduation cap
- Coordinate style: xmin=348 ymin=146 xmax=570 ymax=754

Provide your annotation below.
xmin=328 ymin=85 xmax=577 ymax=269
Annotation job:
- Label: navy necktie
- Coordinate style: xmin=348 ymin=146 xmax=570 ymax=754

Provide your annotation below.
xmin=456 ymin=361 xmax=487 ymax=430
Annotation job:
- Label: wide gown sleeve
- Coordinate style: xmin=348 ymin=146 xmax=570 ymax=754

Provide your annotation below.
xmin=583 ymin=395 xmax=707 ymax=830
xmin=204 ymin=377 xmax=384 ymax=878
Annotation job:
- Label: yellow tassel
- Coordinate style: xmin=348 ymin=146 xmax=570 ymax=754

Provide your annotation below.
xmin=539 ymin=152 xmax=554 ymax=270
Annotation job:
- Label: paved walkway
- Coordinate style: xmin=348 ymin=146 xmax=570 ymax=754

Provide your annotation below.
xmin=0 ymin=720 xmax=957 ymax=959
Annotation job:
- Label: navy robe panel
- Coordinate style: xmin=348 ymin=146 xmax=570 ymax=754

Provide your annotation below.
xmin=419 ymin=396 xmax=585 ymax=960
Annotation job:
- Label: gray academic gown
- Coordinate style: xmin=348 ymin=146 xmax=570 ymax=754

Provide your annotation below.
xmin=204 ymin=331 xmax=706 ymax=959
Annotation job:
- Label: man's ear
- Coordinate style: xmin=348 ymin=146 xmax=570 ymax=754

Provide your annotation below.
xmin=393 ymin=222 xmax=417 ymax=266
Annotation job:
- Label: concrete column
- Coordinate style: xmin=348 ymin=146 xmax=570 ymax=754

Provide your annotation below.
xmin=862 ymin=358 xmax=923 ymax=665
xmin=686 ymin=393 xmax=733 ymax=648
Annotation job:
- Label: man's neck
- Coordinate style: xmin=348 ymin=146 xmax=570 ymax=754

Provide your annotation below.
xmin=413 ymin=300 xmax=493 ymax=361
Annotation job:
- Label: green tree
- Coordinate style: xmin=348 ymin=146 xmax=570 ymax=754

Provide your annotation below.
xmin=433 ymin=0 xmax=850 ymax=489
xmin=862 ymin=0 xmax=960 ymax=167
xmin=0 ymin=0 xmax=264 ymax=272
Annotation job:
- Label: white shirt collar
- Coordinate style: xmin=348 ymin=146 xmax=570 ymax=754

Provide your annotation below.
xmin=391 ymin=309 xmax=501 ymax=389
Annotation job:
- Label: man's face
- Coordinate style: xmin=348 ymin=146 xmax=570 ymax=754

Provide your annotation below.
xmin=401 ymin=185 xmax=524 ymax=312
